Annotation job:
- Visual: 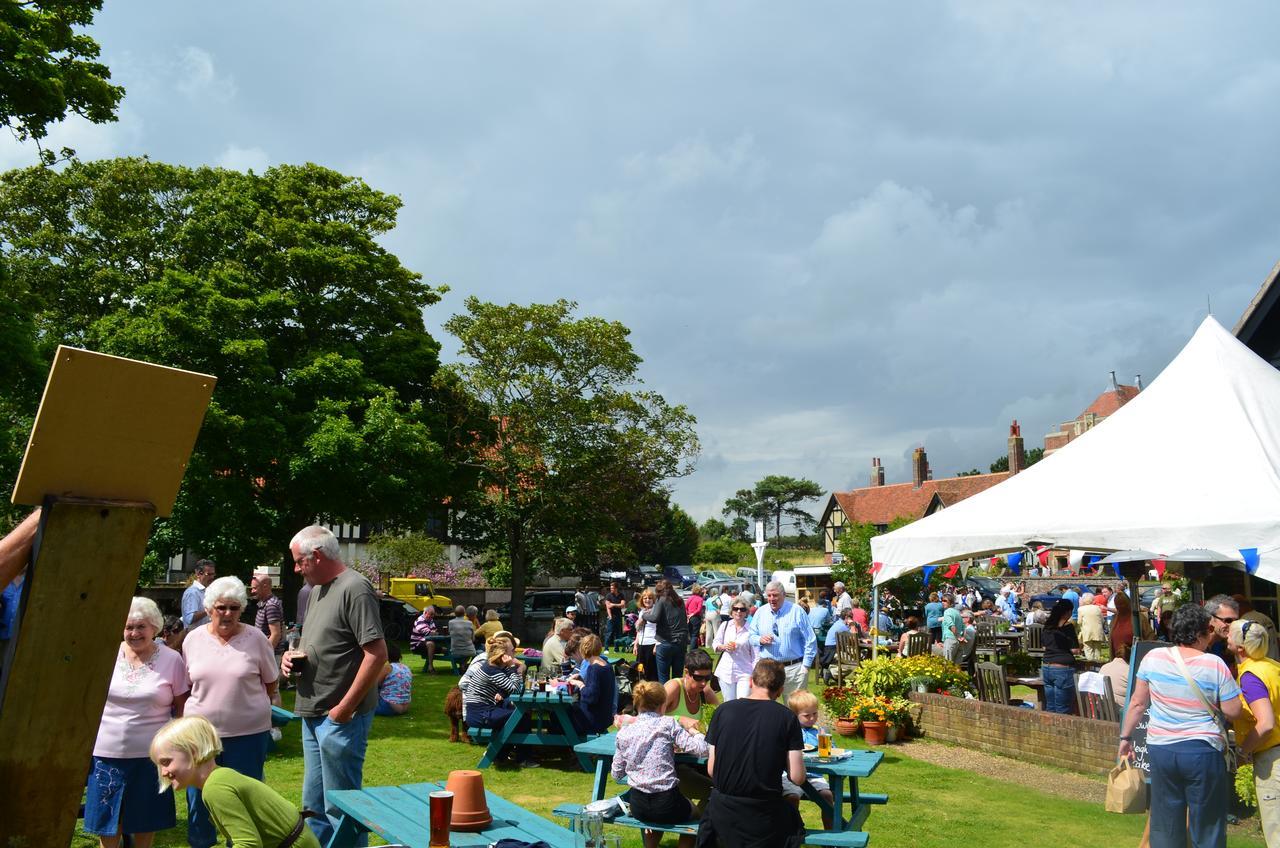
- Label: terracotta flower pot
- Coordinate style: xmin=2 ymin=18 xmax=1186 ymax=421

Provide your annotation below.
xmin=445 ymin=769 xmax=491 ymax=831
xmin=834 ymin=717 xmax=860 ymax=737
xmin=862 ymin=720 xmax=888 ymax=746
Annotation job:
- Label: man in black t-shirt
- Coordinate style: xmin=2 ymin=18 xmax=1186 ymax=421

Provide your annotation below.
xmin=700 ymin=659 xmax=806 ymax=847
xmin=603 ymin=581 xmax=625 ymax=650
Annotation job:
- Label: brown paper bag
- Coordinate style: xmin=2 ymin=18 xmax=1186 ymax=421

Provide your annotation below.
xmin=1105 ymin=759 xmax=1147 ymax=814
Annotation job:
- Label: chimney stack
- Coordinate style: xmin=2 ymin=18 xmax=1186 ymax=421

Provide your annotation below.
xmin=1136 ymin=374 xmax=1143 ymax=391
xmin=1008 ymin=419 xmax=1026 ymax=475
xmin=912 ymin=447 xmax=929 ymax=489
xmin=870 ymin=457 xmax=885 ymax=487
xmin=1110 ymin=370 xmax=1120 ymax=393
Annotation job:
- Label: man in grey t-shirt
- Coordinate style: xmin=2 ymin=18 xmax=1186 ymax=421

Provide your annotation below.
xmin=283 ymin=525 xmax=386 ymax=847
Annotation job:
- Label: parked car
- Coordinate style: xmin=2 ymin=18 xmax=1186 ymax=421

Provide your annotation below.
xmin=697 ymin=569 xmax=734 ymax=584
xmin=736 ymin=566 xmax=771 ymax=584
xmin=964 ymin=576 xmax=1003 ymax=599
xmin=769 ymin=570 xmax=797 ymax=598
xmin=663 ymin=564 xmax=698 ymax=588
xmin=378 ymin=598 xmax=422 ymax=642
xmin=700 ymin=578 xmax=756 ymax=601
xmin=635 ymin=564 xmax=661 ymax=586
xmin=386 ymin=577 xmax=452 ymax=612
xmin=495 ymin=589 xmax=578 ymax=644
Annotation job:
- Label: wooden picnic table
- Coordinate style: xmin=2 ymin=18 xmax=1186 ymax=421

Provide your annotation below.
xmin=472 ymin=689 xmax=595 ymax=771
xmin=574 ymin=730 xmax=886 ymax=835
xmin=325 ymin=780 xmax=576 ymax=847
xmin=1007 ymin=675 xmax=1047 ymax=709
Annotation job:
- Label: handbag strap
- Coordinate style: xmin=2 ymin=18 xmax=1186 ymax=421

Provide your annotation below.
xmin=1168 ymin=646 xmax=1230 ymax=743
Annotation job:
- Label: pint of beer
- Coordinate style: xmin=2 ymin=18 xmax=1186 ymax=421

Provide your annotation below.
xmin=429 ymin=790 xmax=453 ymax=847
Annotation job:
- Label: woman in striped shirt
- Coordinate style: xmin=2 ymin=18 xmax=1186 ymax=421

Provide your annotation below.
xmin=460 ymin=638 xmax=535 ymax=766
xmin=1119 ymin=603 xmax=1242 ymax=848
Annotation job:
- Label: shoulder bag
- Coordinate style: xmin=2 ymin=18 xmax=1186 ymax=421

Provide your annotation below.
xmin=1169 ymin=646 xmax=1238 ymax=772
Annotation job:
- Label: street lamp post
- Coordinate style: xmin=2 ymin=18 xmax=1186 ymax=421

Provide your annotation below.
xmin=752 ymin=521 xmax=768 ymax=589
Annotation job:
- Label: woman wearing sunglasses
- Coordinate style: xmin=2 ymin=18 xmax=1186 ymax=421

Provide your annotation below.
xmin=663 ymin=649 xmax=720 ymax=725
xmin=1230 ymin=618 xmax=1280 ymax=844
xmin=713 ymin=601 xmax=757 ymax=700
xmin=182 ymin=576 xmax=281 ymax=848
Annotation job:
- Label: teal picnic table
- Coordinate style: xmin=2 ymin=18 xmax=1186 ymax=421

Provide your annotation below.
xmin=574 ymin=731 xmax=887 ymax=835
xmin=325 ymin=781 xmax=576 ymax=847
xmin=471 ymin=689 xmax=596 ymax=771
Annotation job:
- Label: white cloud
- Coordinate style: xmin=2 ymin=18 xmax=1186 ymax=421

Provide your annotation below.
xmin=175 ymin=47 xmax=236 ymax=102
xmin=216 ymin=144 xmax=270 ymax=173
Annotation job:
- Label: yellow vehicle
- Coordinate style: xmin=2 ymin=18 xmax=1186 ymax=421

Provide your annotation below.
xmin=388 ymin=577 xmax=452 ymax=612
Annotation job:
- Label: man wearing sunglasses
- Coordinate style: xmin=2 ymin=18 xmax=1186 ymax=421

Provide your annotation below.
xmin=748 ymin=581 xmax=817 ymax=699
xmin=1206 ymin=594 xmax=1241 ymax=675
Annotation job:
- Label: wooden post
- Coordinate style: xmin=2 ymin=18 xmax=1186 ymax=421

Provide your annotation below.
xmin=0 ymin=498 xmax=156 ymax=847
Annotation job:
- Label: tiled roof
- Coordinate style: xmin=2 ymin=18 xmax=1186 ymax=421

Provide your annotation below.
xmin=1081 ymin=385 xmax=1139 ymax=418
xmin=832 ymin=471 xmax=1010 ymax=526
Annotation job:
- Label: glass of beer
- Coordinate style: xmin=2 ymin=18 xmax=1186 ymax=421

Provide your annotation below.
xmin=283 ymin=649 xmax=307 ymax=682
xmin=817 ymin=728 xmax=832 ymax=758
xmin=429 ymin=790 xmax=453 ymax=847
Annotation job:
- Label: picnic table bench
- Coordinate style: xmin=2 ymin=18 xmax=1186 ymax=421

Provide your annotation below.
xmin=467 ymin=689 xmax=596 ymax=771
xmin=325 ymin=780 xmax=576 ymax=847
xmin=564 ymin=730 xmax=885 ymax=846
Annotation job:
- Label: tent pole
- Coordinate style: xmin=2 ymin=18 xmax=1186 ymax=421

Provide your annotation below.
xmin=872 ymin=585 xmax=879 ymax=659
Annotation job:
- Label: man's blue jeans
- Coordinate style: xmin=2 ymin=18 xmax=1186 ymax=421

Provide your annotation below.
xmin=655 ymin=642 xmax=686 ymax=684
xmin=302 ymin=711 xmax=374 ymax=847
xmin=1148 ymin=739 xmax=1228 ymax=848
xmin=1041 ymin=664 xmax=1075 ymax=714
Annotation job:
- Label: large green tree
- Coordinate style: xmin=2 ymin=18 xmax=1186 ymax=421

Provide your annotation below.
xmin=833 ymin=515 xmax=917 ymax=600
xmin=722 ymin=474 xmax=824 ymax=540
xmin=0 ymin=157 xmax=458 ymax=573
xmin=0 ymin=0 xmax=124 ymax=162
xmin=443 ymin=298 xmax=699 ymax=630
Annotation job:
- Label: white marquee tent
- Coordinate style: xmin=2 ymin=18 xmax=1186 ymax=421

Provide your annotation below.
xmin=871 ymin=316 xmax=1280 ymax=585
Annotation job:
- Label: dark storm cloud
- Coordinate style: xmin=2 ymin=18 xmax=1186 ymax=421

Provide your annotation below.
xmin=8 ymin=2 xmax=1279 ymax=522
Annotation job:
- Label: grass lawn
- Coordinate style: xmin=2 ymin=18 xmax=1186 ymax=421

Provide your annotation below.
xmin=71 ymin=643 xmax=1267 ymax=847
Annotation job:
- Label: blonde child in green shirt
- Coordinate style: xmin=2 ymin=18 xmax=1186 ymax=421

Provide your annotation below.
xmin=150 ymin=716 xmax=320 ymax=848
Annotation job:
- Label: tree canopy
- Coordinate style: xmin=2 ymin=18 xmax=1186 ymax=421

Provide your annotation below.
xmin=0 ymin=0 xmax=124 ymax=162
xmin=0 ymin=157 xmax=455 ymax=567
xmin=444 ymin=297 xmax=699 ymax=627
xmin=721 ymin=474 xmax=823 ymax=539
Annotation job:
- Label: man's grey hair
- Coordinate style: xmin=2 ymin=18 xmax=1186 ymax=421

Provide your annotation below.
xmin=833 ymin=581 xmax=845 ymax=591
xmin=1080 ymin=592 xmax=1095 ymax=605
xmin=194 ymin=559 xmax=216 ymax=575
xmin=127 ymin=596 xmax=164 ymax=632
xmin=291 ymin=525 xmax=340 ymax=560
xmin=765 ymin=580 xmax=786 ymax=595
xmin=204 ymin=576 xmax=249 ymax=612
xmin=454 ymin=605 xmax=466 ymax=615
xmin=465 ymin=605 xmax=479 ymax=617
xmin=252 ymin=573 xmax=273 ymax=589
xmin=1207 ymin=594 xmax=1240 ymax=616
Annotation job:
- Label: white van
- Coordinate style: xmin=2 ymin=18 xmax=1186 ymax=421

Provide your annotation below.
xmin=768 ymin=570 xmax=797 ymax=598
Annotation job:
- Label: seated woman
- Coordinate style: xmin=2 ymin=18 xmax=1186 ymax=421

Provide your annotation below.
xmin=150 ymin=716 xmax=320 ymax=848
xmin=663 ymin=649 xmax=720 ymax=730
xmin=567 ymin=634 xmax=618 ymax=735
xmin=459 ymin=637 xmax=533 ymax=766
xmin=612 ymin=681 xmax=708 ymax=848
xmin=375 ymin=643 xmax=412 ymax=716
xmin=897 ymin=615 xmax=925 ymax=657
xmin=474 ymin=609 xmax=504 ymax=645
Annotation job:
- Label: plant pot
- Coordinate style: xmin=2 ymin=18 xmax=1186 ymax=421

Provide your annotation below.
xmin=886 ymin=724 xmax=898 ymax=743
xmin=835 ymin=718 xmax=860 ymax=737
xmin=445 ymin=769 xmax=491 ymax=831
xmin=862 ymin=720 xmax=888 ymax=746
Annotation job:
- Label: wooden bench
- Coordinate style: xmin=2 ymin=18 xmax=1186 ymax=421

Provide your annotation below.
xmin=552 ymin=802 xmax=871 ymax=847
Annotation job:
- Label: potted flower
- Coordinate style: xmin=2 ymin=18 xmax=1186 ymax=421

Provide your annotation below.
xmin=821 ymin=687 xmax=860 ymax=736
xmin=854 ymin=696 xmax=890 ymax=745
xmin=884 ymin=697 xmax=914 ymax=742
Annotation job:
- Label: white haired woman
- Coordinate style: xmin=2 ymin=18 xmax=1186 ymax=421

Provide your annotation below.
xmin=1077 ymin=592 xmax=1106 ymax=662
xmin=182 ymin=576 xmax=281 ymax=848
xmin=83 ymin=597 xmax=189 ymax=848
xmin=1230 ymin=618 xmax=1280 ymax=844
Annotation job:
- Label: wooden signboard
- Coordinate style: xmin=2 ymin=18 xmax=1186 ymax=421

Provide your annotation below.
xmin=11 ymin=346 xmax=216 ymax=517
xmin=1122 ymin=640 xmax=1165 ymax=776
xmin=0 ymin=347 xmax=215 ymax=847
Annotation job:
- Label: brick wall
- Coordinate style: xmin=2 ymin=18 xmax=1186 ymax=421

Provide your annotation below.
xmin=908 ymin=692 xmax=1118 ymax=775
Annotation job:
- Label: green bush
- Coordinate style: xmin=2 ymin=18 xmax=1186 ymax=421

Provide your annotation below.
xmin=694 ymin=539 xmax=746 ymax=564
xmin=853 ymin=655 xmax=973 ymax=698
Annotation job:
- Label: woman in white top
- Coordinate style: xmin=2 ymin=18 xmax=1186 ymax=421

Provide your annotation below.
xmin=712 ymin=598 xmax=757 ymax=700
xmin=633 ymin=589 xmax=659 ymax=682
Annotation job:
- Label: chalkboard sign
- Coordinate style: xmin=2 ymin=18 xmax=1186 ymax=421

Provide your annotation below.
xmin=1122 ymin=640 xmax=1166 ymax=776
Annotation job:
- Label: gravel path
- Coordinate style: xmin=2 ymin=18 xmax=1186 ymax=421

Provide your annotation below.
xmin=891 ymin=737 xmax=1108 ymax=803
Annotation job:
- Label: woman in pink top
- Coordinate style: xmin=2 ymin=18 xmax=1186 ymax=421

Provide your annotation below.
xmin=712 ymin=598 xmax=757 ymax=700
xmin=84 ymin=597 xmax=189 ymax=848
xmin=182 ymin=576 xmax=280 ymax=848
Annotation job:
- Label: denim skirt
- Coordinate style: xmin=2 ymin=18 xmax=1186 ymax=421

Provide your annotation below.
xmin=83 ymin=755 xmax=176 ymax=836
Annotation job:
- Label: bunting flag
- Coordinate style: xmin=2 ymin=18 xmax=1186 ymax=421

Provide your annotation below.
xmin=870 ymin=561 xmax=884 ymax=576
xmin=922 ymin=566 xmax=936 ymax=586
xmin=1037 ymin=546 xmax=1051 ymax=566
xmin=1111 ymin=562 xmax=1122 ymax=578
xmin=1068 ymin=550 xmax=1085 ymax=569
xmin=944 ymin=563 xmax=960 ymax=579
xmin=1240 ymin=548 xmax=1260 ymax=576
xmin=989 ymin=557 xmax=999 ymax=568
xmin=1006 ymin=552 xmax=1023 ymax=575
xmin=1152 ymin=559 xmax=1166 ymax=579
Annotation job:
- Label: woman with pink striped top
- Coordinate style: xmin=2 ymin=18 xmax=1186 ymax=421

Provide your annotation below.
xmin=1119 ymin=603 xmax=1242 ymax=848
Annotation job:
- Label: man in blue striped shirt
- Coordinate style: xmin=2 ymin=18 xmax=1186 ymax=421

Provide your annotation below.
xmin=748 ymin=581 xmax=817 ymax=699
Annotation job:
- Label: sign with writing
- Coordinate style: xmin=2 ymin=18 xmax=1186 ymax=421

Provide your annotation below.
xmin=1123 ymin=640 xmax=1165 ymax=776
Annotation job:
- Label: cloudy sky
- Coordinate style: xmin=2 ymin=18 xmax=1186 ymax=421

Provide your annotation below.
xmin=8 ymin=3 xmax=1280 ymax=524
